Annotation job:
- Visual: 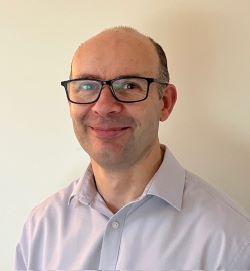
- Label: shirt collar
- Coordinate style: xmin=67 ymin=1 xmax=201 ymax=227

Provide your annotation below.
xmin=146 ymin=145 xmax=185 ymax=211
xmin=68 ymin=164 xmax=97 ymax=206
xmin=68 ymin=145 xmax=186 ymax=211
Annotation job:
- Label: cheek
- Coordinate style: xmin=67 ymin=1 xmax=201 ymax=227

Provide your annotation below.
xmin=135 ymin=106 xmax=160 ymax=133
xmin=69 ymin=104 xmax=90 ymax=122
xmin=145 ymin=98 xmax=162 ymax=123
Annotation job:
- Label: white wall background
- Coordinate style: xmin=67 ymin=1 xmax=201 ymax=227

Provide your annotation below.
xmin=0 ymin=0 xmax=249 ymax=269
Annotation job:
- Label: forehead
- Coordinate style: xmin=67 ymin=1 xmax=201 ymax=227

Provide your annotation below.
xmin=71 ymin=30 xmax=159 ymax=79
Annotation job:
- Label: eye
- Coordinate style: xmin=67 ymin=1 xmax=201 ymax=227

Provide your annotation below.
xmin=78 ymin=82 xmax=98 ymax=91
xmin=122 ymin=82 xmax=138 ymax=89
xmin=113 ymin=80 xmax=140 ymax=91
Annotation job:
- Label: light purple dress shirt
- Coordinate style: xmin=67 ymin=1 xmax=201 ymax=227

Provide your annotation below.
xmin=15 ymin=146 xmax=250 ymax=270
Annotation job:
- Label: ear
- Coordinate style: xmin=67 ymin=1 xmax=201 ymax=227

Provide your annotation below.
xmin=159 ymin=84 xmax=177 ymax=122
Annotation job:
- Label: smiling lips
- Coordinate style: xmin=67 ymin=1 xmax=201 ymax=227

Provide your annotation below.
xmin=90 ymin=126 xmax=130 ymax=138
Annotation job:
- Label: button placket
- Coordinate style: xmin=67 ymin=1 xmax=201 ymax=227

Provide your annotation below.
xmin=98 ymin=207 xmax=130 ymax=270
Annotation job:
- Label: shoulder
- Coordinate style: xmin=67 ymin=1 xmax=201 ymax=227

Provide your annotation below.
xmin=16 ymin=179 xmax=82 ymax=268
xmin=183 ymin=171 xmax=250 ymax=267
xmin=183 ymin=170 xmax=249 ymax=240
xmin=26 ymin=179 xmax=79 ymax=225
xmin=184 ymin=170 xmax=249 ymax=222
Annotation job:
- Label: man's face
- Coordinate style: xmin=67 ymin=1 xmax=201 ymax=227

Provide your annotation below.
xmin=70 ymin=31 xmax=170 ymax=169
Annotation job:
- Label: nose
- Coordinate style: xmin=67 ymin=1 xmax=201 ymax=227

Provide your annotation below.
xmin=91 ymin=85 xmax=123 ymax=116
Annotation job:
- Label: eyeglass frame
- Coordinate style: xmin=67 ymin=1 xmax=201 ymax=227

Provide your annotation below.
xmin=61 ymin=75 xmax=168 ymax=104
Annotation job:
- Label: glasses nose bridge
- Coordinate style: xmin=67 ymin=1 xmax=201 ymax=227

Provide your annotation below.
xmin=100 ymin=79 xmax=113 ymax=91
xmin=99 ymin=80 xmax=116 ymax=99
xmin=97 ymin=79 xmax=117 ymax=102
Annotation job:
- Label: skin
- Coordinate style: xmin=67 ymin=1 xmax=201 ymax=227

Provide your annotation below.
xmin=70 ymin=29 xmax=177 ymax=213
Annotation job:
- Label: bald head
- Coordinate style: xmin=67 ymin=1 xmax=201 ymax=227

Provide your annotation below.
xmin=70 ymin=27 xmax=169 ymax=89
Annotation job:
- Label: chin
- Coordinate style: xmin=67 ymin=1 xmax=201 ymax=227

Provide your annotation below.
xmin=92 ymin=153 xmax=125 ymax=168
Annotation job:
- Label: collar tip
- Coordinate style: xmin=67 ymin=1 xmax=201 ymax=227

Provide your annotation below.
xmin=68 ymin=195 xmax=74 ymax=205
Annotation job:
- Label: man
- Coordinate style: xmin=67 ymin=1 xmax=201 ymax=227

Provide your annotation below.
xmin=15 ymin=26 xmax=249 ymax=270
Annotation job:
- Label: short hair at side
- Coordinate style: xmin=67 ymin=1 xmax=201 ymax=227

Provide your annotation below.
xmin=147 ymin=37 xmax=169 ymax=97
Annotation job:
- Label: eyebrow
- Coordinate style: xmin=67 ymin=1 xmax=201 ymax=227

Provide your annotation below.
xmin=72 ymin=73 xmax=149 ymax=80
xmin=72 ymin=73 xmax=102 ymax=80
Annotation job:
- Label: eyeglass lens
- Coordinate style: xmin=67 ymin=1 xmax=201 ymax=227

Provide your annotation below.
xmin=67 ymin=78 xmax=148 ymax=103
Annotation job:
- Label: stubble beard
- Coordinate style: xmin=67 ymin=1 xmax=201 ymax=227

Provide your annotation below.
xmin=72 ymin=118 xmax=159 ymax=171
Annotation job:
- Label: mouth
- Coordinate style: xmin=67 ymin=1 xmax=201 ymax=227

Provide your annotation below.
xmin=89 ymin=126 xmax=131 ymax=139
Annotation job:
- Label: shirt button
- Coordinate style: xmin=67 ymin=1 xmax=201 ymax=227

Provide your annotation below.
xmin=112 ymin=221 xmax=120 ymax=229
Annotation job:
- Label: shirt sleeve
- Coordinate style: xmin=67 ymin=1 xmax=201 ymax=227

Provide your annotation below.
xmin=14 ymin=242 xmax=27 ymax=270
xmin=14 ymin=220 xmax=29 ymax=271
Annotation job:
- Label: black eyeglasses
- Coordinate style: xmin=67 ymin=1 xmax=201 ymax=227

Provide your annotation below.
xmin=61 ymin=76 xmax=168 ymax=104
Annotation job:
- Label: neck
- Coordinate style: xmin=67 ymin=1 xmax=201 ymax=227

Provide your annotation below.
xmin=91 ymin=142 xmax=164 ymax=213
